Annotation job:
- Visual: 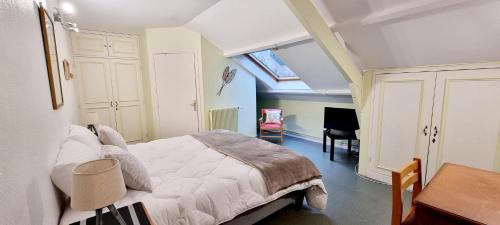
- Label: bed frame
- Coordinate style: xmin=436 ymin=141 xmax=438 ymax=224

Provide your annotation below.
xmin=221 ymin=190 xmax=305 ymax=225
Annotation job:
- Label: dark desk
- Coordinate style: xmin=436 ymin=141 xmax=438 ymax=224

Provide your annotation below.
xmin=413 ymin=163 xmax=500 ymax=225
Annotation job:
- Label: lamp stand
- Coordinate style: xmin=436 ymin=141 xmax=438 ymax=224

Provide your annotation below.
xmin=87 ymin=124 xmax=98 ymax=136
xmin=94 ymin=204 xmax=127 ymax=225
xmin=95 ymin=208 xmax=102 ymax=225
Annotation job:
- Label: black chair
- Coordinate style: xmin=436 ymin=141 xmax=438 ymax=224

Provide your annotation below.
xmin=323 ymin=107 xmax=360 ymax=161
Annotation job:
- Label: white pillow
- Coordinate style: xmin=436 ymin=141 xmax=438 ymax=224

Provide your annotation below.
xmin=102 ymin=145 xmax=152 ymax=192
xmin=265 ymin=109 xmax=282 ymax=124
xmin=98 ymin=125 xmax=128 ymax=150
xmin=67 ymin=125 xmax=102 ymax=154
xmin=50 ymin=140 xmax=101 ymax=197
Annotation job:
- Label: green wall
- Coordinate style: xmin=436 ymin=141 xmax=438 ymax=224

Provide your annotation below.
xmin=257 ymin=95 xmax=354 ymax=139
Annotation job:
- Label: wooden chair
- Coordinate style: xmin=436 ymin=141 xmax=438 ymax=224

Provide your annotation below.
xmin=391 ymin=158 xmax=423 ymax=225
xmin=259 ymin=109 xmax=284 ymax=143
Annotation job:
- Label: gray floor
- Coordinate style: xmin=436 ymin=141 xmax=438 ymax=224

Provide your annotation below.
xmin=257 ymin=136 xmax=410 ymax=225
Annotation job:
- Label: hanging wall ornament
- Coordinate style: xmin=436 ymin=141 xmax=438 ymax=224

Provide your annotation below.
xmin=217 ymin=66 xmax=237 ymax=96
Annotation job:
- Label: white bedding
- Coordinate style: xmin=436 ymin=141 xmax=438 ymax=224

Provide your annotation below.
xmin=60 ymin=135 xmax=327 ymax=225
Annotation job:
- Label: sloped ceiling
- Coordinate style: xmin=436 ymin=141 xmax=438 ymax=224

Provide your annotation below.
xmin=275 ymin=40 xmax=349 ymax=90
xmin=186 ymin=0 xmax=351 ymax=93
xmin=185 ymin=0 xmax=308 ymax=56
xmin=62 ymin=0 xmax=220 ymax=33
xmin=184 ymin=0 xmax=500 ymax=92
xmin=320 ymin=0 xmax=500 ymax=68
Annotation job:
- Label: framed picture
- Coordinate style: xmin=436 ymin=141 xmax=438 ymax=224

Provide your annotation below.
xmin=39 ymin=5 xmax=64 ymax=109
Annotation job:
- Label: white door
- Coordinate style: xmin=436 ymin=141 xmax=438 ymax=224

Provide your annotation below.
xmin=153 ymin=53 xmax=199 ymax=138
xmin=426 ymin=69 xmax=500 ymax=181
xmin=72 ymin=33 xmax=108 ymax=57
xmin=107 ymin=36 xmax=139 ymax=58
xmin=75 ymin=57 xmax=116 ymax=129
xmin=367 ymin=72 xmax=436 ymax=183
xmin=109 ymin=59 xmax=147 ymax=142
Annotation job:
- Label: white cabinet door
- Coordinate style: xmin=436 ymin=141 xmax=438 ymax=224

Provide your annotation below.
xmin=75 ymin=57 xmax=116 ymax=129
xmin=106 ymin=36 xmax=139 ymax=58
xmin=109 ymin=59 xmax=147 ymax=142
xmin=367 ymin=72 xmax=436 ymax=183
xmin=72 ymin=33 xmax=109 ymax=57
xmin=153 ymin=53 xmax=200 ymax=138
xmin=426 ymin=69 xmax=500 ymax=181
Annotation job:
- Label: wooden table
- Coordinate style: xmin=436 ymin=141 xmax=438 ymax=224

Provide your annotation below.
xmin=413 ymin=163 xmax=500 ymax=225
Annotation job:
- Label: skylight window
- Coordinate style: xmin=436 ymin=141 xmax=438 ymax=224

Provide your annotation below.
xmin=248 ymin=49 xmax=300 ymax=81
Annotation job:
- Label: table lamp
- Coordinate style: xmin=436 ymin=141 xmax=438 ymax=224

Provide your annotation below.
xmin=86 ymin=112 xmax=99 ymax=135
xmin=71 ymin=159 xmax=128 ymax=225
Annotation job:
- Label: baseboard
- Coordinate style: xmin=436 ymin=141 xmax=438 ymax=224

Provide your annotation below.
xmin=284 ymin=130 xmax=359 ymax=151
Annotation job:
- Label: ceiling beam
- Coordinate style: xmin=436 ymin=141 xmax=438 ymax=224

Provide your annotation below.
xmin=224 ymin=31 xmax=311 ymax=57
xmin=283 ymin=0 xmax=363 ymax=90
xmin=361 ymin=0 xmax=471 ymax=26
xmin=258 ymin=89 xmax=351 ymax=96
xmin=223 ymin=22 xmax=338 ymax=57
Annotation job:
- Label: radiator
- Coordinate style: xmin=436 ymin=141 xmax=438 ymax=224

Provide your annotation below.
xmin=209 ymin=107 xmax=239 ymax=132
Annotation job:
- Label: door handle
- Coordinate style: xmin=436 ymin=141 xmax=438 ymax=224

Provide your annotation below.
xmin=110 ymin=101 xmax=114 ymax=107
xmin=432 ymin=126 xmax=439 ymax=143
xmin=115 ymin=101 xmax=118 ymax=111
xmin=422 ymin=125 xmax=428 ymax=136
xmin=189 ymin=100 xmax=197 ymax=112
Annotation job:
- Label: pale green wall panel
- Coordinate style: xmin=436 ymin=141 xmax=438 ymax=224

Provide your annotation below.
xmin=257 ymin=96 xmax=354 ymax=139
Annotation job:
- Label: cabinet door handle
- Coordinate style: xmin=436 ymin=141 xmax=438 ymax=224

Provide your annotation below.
xmin=432 ymin=126 xmax=439 ymax=143
xmin=110 ymin=101 xmax=114 ymax=107
xmin=115 ymin=101 xmax=118 ymax=111
xmin=422 ymin=125 xmax=428 ymax=136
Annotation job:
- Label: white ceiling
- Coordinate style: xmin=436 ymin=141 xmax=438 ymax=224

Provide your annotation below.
xmin=186 ymin=0 xmax=500 ymax=69
xmin=61 ymin=0 xmax=220 ymax=33
xmin=322 ymin=0 xmax=500 ymax=68
xmin=187 ymin=0 xmax=351 ymax=92
xmin=186 ymin=0 xmax=307 ymax=56
xmin=58 ymin=0 xmax=500 ymax=90
xmin=275 ymin=40 xmax=349 ymax=90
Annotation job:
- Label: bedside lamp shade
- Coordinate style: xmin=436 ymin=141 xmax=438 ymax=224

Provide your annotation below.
xmin=71 ymin=159 xmax=126 ymax=211
xmin=86 ymin=112 xmax=100 ymax=125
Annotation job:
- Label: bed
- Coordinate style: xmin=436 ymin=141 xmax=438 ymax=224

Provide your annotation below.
xmin=57 ymin=127 xmax=327 ymax=225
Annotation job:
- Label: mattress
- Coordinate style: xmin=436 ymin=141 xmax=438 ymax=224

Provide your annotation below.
xmin=60 ymin=135 xmax=327 ymax=225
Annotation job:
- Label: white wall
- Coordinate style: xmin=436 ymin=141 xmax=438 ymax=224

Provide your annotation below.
xmin=0 ymin=0 xmax=80 ymax=224
xmin=202 ymin=38 xmax=257 ymax=137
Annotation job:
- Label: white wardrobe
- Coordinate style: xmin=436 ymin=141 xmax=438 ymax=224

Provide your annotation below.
xmin=73 ymin=31 xmax=147 ymax=143
xmin=367 ymin=67 xmax=500 ymax=183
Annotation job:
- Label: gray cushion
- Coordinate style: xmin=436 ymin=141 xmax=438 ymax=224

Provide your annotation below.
xmin=102 ymin=145 xmax=152 ymax=192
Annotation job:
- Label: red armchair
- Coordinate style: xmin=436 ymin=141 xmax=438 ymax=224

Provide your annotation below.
xmin=259 ymin=109 xmax=284 ymax=143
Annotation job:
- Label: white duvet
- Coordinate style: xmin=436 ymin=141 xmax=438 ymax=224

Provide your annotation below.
xmin=60 ymin=135 xmax=327 ymax=225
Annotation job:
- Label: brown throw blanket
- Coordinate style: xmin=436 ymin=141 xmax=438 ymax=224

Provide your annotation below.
xmin=191 ymin=130 xmax=321 ymax=194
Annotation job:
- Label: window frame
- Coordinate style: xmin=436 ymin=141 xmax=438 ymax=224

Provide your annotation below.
xmin=246 ymin=53 xmax=301 ymax=81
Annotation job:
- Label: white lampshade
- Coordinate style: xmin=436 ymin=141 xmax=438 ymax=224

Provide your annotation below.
xmin=71 ymin=159 xmax=126 ymax=210
xmin=86 ymin=112 xmax=99 ymax=125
